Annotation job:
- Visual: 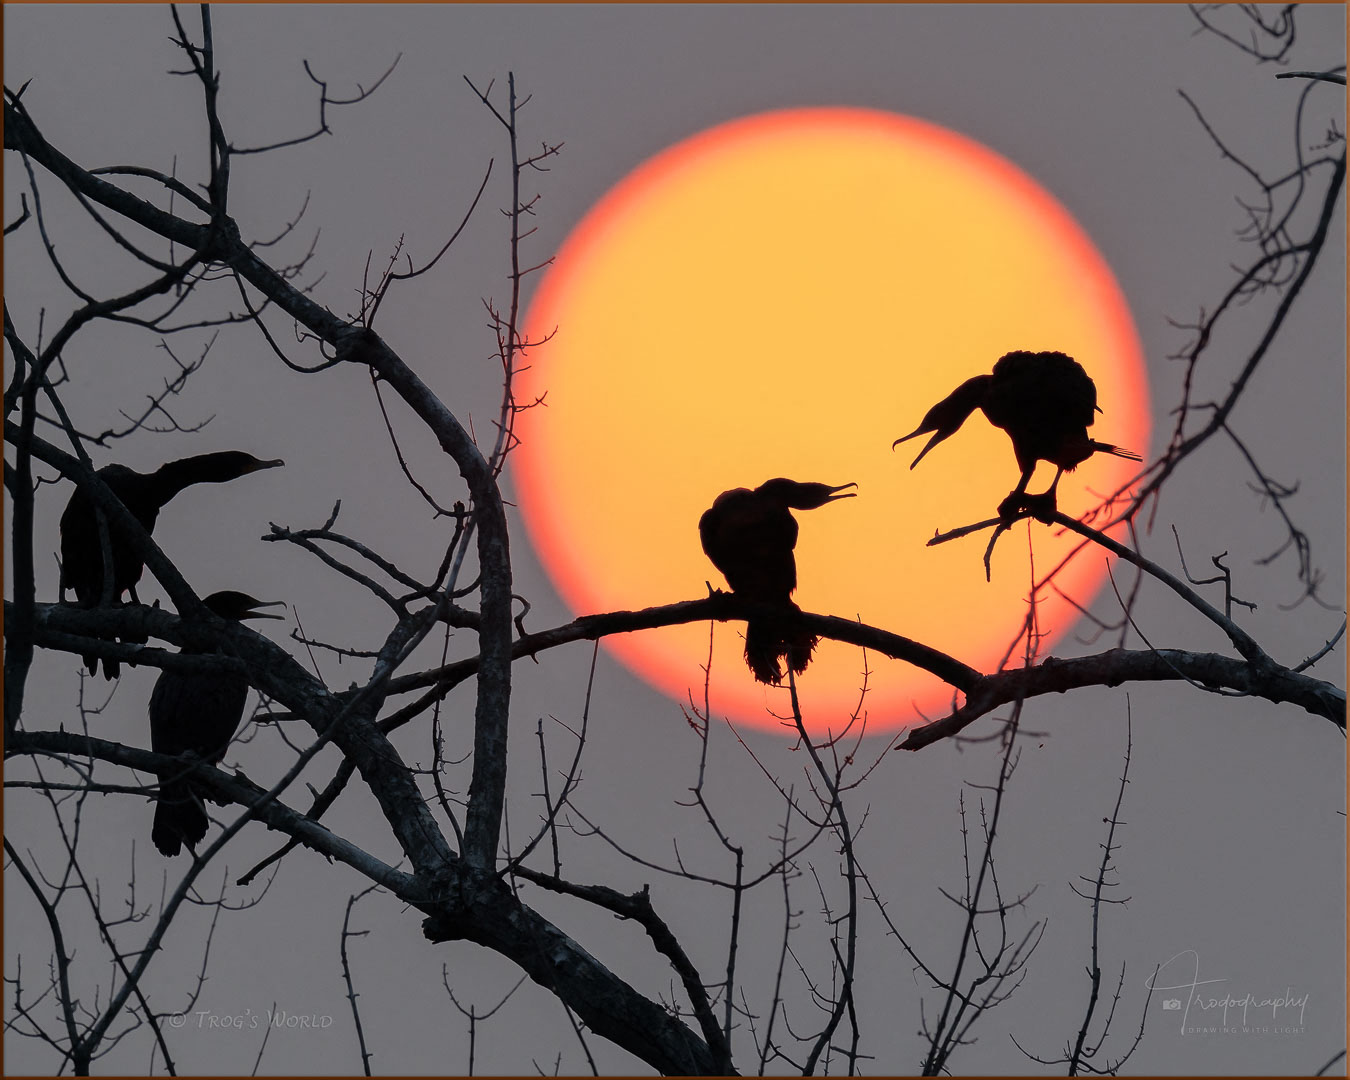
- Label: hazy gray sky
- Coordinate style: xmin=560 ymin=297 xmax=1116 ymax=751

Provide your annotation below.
xmin=5 ymin=4 xmax=1345 ymax=1076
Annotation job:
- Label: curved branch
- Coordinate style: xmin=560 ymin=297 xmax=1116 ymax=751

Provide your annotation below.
xmin=510 ymin=866 xmax=732 ymax=1069
xmin=422 ymin=870 xmax=725 ymax=1076
xmin=367 ymin=595 xmax=1343 ymax=741
xmin=373 ymin=594 xmax=980 ymax=703
xmin=1134 ymin=147 xmax=1345 ymax=506
xmin=1043 ymin=511 xmax=1268 ymax=665
xmin=1274 ymin=70 xmax=1347 ymax=86
xmin=899 ymin=647 xmax=1344 ymax=750
xmin=23 ymin=591 xmax=1343 ymax=755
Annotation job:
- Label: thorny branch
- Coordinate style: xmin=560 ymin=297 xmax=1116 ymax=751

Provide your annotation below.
xmin=339 ymin=885 xmax=381 ymax=1077
xmin=1012 ymin=703 xmax=1154 ymax=1075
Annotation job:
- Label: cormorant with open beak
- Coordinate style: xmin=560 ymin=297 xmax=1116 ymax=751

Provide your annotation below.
xmin=893 ymin=350 xmax=1140 ymax=521
xmin=699 ymin=478 xmax=857 ymax=685
xmin=150 ymin=590 xmax=286 ymax=858
xmin=59 ymin=451 xmax=284 ymax=677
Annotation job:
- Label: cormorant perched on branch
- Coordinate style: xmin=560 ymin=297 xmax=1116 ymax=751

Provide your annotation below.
xmin=699 ymin=478 xmax=857 ymax=685
xmin=893 ymin=350 xmax=1141 ymax=521
xmin=150 ymin=590 xmax=285 ymax=858
xmin=59 ymin=451 xmax=284 ymax=677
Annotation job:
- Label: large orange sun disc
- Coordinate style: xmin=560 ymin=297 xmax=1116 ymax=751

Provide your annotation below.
xmin=513 ymin=108 xmax=1149 ymax=738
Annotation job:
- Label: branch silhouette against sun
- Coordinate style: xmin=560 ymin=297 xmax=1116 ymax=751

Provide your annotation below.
xmin=4 ymin=4 xmax=1343 ymax=1076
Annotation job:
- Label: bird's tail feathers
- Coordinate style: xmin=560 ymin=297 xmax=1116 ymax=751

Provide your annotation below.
xmin=1091 ymin=441 xmax=1143 ymax=462
xmin=153 ymin=781 xmax=209 ymax=857
xmin=785 ymin=631 xmax=817 ymax=678
xmin=744 ymin=623 xmax=785 ymax=684
xmin=745 ymin=608 xmax=819 ymax=686
xmin=84 ymin=617 xmax=151 ymax=679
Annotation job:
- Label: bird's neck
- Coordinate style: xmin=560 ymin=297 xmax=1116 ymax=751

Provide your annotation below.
xmin=148 ymin=453 xmax=246 ymax=506
xmin=951 ymin=374 xmax=992 ymax=424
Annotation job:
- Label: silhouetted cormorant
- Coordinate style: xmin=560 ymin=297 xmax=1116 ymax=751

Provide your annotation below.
xmin=893 ymin=350 xmax=1141 ymax=520
xmin=699 ymin=478 xmax=857 ymax=685
xmin=59 ymin=451 xmax=284 ymax=677
xmin=150 ymin=590 xmax=285 ymax=858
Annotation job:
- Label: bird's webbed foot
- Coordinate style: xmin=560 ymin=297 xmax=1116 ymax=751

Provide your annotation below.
xmin=996 ymin=491 xmax=1026 ymax=524
xmin=996 ymin=490 xmax=1057 ymax=525
xmin=1020 ymin=491 xmax=1058 ymax=523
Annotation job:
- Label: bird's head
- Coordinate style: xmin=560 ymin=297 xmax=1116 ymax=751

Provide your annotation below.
xmin=230 ymin=452 xmax=286 ymax=475
xmin=203 ymin=591 xmax=287 ymax=622
xmin=892 ymin=374 xmax=991 ymax=469
xmin=159 ymin=451 xmax=285 ymax=485
xmin=755 ymin=478 xmax=858 ymax=510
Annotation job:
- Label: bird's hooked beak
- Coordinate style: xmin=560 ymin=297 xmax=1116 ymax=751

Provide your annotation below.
xmin=762 ymin=479 xmax=859 ymax=510
xmin=247 ymin=457 xmax=286 ymax=473
xmin=790 ymin=481 xmax=858 ymax=510
xmin=892 ymin=427 xmax=945 ymax=470
xmin=891 ymin=375 xmax=990 ymax=470
xmin=240 ymin=599 xmax=287 ymax=621
xmin=822 ymin=482 xmax=858 ymax=501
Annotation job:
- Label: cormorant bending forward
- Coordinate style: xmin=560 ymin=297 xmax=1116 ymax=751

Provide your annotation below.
xmin=893 ymin=350 xmax=1141 ymax=521
xmin=59 ymin=451 xmax=284 ymax=678
xmin=150 ymin=590 xmax=285 ymax=858
xmin=699 ymin=478 xmax=856 ymax=685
